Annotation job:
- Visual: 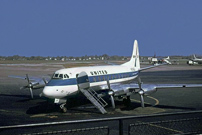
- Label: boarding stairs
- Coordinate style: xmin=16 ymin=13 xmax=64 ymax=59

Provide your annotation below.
xmin=80 ymin=88 xmax=108 ymax=114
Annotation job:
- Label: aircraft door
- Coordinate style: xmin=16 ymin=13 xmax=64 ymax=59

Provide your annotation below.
xmin=76 ymin=71 xmax=90 ymax=90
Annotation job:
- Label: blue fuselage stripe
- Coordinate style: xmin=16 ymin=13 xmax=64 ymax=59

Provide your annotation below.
xmin=77 ymin=75 xmax=89 ymax=84
xmin=46 ymin=71 xmax=138 ymax=86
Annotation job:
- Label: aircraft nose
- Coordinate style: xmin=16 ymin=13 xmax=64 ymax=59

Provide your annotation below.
xmin=42 ymin=86 xmax=53 ymax=98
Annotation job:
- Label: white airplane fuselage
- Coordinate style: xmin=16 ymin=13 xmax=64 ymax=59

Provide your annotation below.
xmin=42 ymin=65 xmax=139 ymax=99
xmin=192 ymin=58 xmax=202 ymax=62
xmin=42 ymin=40 xmax=140 ymax=105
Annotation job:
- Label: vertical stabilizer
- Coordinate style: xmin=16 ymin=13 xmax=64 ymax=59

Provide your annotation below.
xmin=193 ymin=54 xmax=197 ymax=59
xmin=122 ymin=40 xmax=140 ymax=69
xmin=165 ymin=56 xmax=170 ymax=60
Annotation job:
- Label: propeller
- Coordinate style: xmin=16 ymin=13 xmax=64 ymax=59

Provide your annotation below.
xmin=107 ymin=80 xmax=115 ymax=109
xmin=21 ymin=74 xmax=39 ymax=99
xmin=137 ymin=76 xmax=145 ymax=107
xmin=139 ymin=90 xmax=145 ymax=108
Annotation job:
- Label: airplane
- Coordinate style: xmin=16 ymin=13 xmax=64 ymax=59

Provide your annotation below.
xmin=148 ymin=53 xmax=170 ymax=64
xmin=160 ymin=56 xmax=170 ymax=63
xmin=10 ymin=40 xmax=202 ymax=114
xmin=191 ymin=54 xmax=202 ymax=63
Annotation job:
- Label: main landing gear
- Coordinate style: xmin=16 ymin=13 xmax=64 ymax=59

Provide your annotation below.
xmin=123 ymin=96 xmax=131 ymax=107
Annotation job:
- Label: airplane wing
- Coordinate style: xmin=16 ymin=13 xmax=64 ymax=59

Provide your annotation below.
xmin=8 ymin=75 xmax=44 ymax=82
xmin=154 ymin=84 xmax=202 ymax=89
xmin=106 ymin=83 xmax=202 ymax=96
xmin=100 ymin=81 xmax=202 ymax=108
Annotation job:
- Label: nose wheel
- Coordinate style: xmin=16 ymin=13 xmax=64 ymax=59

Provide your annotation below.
xmin=60 ymin=103 xmax=67 ymax=113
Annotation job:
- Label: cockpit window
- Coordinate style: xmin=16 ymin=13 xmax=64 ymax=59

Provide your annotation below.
xmin=53 ymin=74 xmax=59 ymax=78
xmin=52 ymin=73 xmax=69 ymax=79
xmin=59 ymin=74 xmax=63 ymax=78
xmin=64 ymin=74 xmax=69 ymax=79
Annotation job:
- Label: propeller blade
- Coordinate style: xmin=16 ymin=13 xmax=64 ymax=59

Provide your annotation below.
xmin=110 ymin=95 xmax=115 ymax=109
xmin=140 ymin=94 xmax=145 ymax=108
xmin=29 ymin=88 xmax=34 ymax=99
xmin=137 ymin=76 xmax=145 ymax=107
xmin=107 ymin=80 xmax=111 ymax=90
xmin=26 ymin=74 xmax=30 ymax=84
xmin=137 ymin=76 xmax=142 ymax=89
xmin=107 ymin=80 xmax=116 ymax=109
xmin=43 ymin=78 xmax=48 ymax=84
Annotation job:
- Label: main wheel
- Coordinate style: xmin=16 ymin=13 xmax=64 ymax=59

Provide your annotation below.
xmin=62 ymin=107 xmax=67 ymax=113
xmin=123 ymin=96 xmax=131 ymax=107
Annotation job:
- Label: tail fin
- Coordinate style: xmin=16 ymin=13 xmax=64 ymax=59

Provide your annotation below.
xmin=122 ymin=40 xmax=140 ymax=69
xmin=165 ymin=56 xmax=170 ymax=60
xmin=193 ymin=54 xmax=197 ymax=59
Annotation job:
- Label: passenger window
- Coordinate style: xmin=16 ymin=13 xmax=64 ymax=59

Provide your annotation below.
xmin=106 ymin=76 xmax=109 ymax=81
xmin=93 ymin=77 xmax=96 ymax=82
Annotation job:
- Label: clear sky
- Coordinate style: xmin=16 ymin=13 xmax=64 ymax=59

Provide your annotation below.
xmin=0 ymin=1 xmax=202 ymax=57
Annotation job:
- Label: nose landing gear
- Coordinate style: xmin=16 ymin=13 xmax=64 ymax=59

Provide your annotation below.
xmin=60 ymin=103 xmax=67 ymax=113
xmin=54 ymin=98 xmax=67 ymax=113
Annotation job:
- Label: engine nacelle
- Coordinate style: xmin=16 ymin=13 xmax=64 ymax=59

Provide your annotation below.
xmin=32 ymin=81 xmax=46 ymax=89
xmin=142 ymin=85 xmax=157 ymax=96
xmin=112 ymin=87 xmax=133 ymax=97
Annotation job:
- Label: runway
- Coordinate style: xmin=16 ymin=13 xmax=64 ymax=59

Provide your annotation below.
xmin=0 ymin=63 xmax=202 ymax=128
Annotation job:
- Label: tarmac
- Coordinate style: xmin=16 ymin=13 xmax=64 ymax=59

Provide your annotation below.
xmin=0 ymin=63 xmax=202 ymax=128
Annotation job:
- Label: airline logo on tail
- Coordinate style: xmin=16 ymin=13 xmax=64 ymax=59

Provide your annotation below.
xmin=121 ymin=40 xmax=140 ymax=69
